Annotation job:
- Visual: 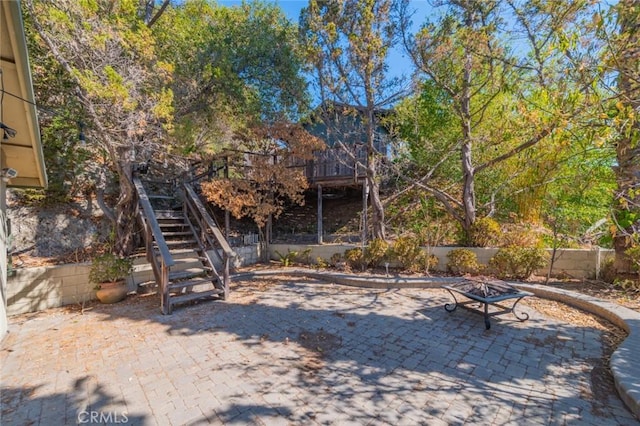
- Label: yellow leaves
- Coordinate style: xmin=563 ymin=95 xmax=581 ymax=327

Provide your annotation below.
xmin=327 ymin=22 xmax=337 ymax=40
xmin=156 ymin=61 xmax=174 ymax=79
xmin=152 ymin=88 xmax=174 ymax=122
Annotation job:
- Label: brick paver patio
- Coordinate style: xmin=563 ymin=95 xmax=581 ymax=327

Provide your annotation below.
xmin=1 ymin=277 xmax=638 ymax=425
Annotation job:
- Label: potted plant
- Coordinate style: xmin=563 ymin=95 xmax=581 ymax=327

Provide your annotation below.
xmin=89 ymin=253 xmax=133 ymax=304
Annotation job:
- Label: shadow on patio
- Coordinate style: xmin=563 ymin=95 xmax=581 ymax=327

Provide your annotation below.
xmin=2 ymin=276 xmax=637 ymax=424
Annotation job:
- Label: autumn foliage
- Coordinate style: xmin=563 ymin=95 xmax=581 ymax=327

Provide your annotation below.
xmin=200 ymin=122 xmax=324 ymax=229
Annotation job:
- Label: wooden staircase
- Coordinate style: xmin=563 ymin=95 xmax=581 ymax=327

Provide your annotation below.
xmin=134 ymin=177 xmax=234 ymax=314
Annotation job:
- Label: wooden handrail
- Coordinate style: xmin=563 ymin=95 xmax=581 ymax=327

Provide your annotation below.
xmin=133 ymin=177 xmax=175 ymax=267
xmin=183 ymin=183 xmax=234 ymax=257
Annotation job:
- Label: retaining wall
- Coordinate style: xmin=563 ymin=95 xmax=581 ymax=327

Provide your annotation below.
xmin=6 ymin=257 xmax=155 ymax=316
xmin=7 ymin=245 xmax=261 ymax=316
xmin=270 ymin=244 xmax=615 ymax=279
xmin=5 ymin=244 xmax=613 ymax=316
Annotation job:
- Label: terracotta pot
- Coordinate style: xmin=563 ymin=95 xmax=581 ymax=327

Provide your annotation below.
xmin=95 ymin=281 xmax=128 ymax=304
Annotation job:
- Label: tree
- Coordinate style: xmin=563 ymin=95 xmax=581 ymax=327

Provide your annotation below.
xmin=152 ymin=0 xmax=310 ymax=156
xmin=300 ymin=0 xmax=406 ymax=241
xmin=200 ymin=122 xmax=323 ymax=258
xmin=398 ymin=0 xmax=604 ymax=241
xmin=608 ymin=0 xmax=640 ymax=271
xmin=21 ymin=17 xmax=91 ymax=204
xmin=25 ymin=0 xmax=174 ymax=255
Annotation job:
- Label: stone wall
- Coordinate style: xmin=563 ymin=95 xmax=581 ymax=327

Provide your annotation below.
xmin=270 ymin=244 xmax=615 ymax=279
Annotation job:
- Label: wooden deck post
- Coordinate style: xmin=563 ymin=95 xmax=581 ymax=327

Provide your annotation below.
xmin=317 ymin=184 xmax=323 ymax=244
xmin=362 ymin=179 xmax=368 ymax=247
xmin=224 ymin=155 xmax=230 ymax=239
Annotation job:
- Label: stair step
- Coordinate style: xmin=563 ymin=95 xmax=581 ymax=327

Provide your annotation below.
xmin=163 ymin=231 xmax=193 ymax=237
xmin=169 ymin=268 xmax=209 ymax=281
xmin=168 ymin=277 xmax=216 ymax=291
xmin=155 ymin=210 xmax=184 ymax=219
xmin=148 ymin=194 xmax=175 ymax=200
xmin=159 ymin=222 xmax=188 ymax=228
xmin=166 ymin=248 xmax=200 ymax=256
xmin=173 ymin=257 xmax=204 ymax=265
xmin=159 ymin=239 xmax=197 ymax=247
xmin=169 ymin=289 xmax=225 ymax=307
xmin=173 ymin=259 xmax=212 ymax=271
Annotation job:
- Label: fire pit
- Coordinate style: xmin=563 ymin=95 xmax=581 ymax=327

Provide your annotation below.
xmin=442 ymin=277 xmax=533 ymax=329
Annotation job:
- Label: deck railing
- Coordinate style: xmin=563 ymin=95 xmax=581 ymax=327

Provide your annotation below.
xmin=133 ymin=176 xmax=175 ymax=313
xmin=183 ymin=183 xmax=234 ymax=299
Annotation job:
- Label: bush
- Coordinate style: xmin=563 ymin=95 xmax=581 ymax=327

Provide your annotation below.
xmin=299 ymin=248 xmax=313 ymax=265
xmin=599 ymin=257 xmax=616 ymax=284
xmin=329 ymin=252 xmax=343 ymax=266
xmin=469 ymin=217 xmax=501 ymax=247
xmin=500 ymin=227 xmax=543 ymax=248
xmin=613 ymin=278 xmax=640 ymax=293
xmin=419 ymin=253 xmax=439 ymax=272
xmin=625 ymin=245 xmax=640 ymax=273
xmin=446 ymin=249 xmax=481 ymax=275
xmin=489 ymin=247 xmax=549 ymax=279
xmin=275 ymin=249 xmax=298 ymax=267
xmin=365 ymin=238 xmax=389 ymax=268
xmin=391 ymin=235 xmax=428 ymax=273
xmin=315 ymin=257 xmax=330 ymax=269
xmin=89 ymin=253 xmax=133 ymax=286
xmin=344 ymin=248 xmax=366 ymax=271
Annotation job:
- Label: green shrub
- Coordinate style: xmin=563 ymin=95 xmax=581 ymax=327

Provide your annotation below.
xmin=391 ymin=235 xmax=427 ymax=273
xmin=419 ymin=253 xmax=439 ymax=272
xmin=89 ymin=253 xmax=133 ymax=286
xmin=489 ymin=247 xmax=549 ymax=279
xmin=469 ymin=217 xmax=502 ymax=247
xmin=613 ymin=278 xmax=640 ymax=293
xmin=275 ymin=249 xmax=298 ymax=267
xmin=446 ymin=249 xmax=481 ymax=275
xmin=599 ymin=257 xmax=616 ymax=283
xmin=364 ymin=238 xmax=390 ymax=268
xmin=300 ymin=248 xmax=313 ymax=265
xmin=500 ymin=227 xmax=543 ymax=248
xmin=329 ymin=252 xmax=343 ymax=266
xmin=344 ymin=248 xmax=366 ymax=270
xmin=625 ymin=245 xmax=640 ymax=271
xmin=315 ymin=257 xmax=330 ymax=269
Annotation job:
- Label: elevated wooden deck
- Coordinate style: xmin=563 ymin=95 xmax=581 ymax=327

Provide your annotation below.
xmin=304 ymin=146 xmax=367 ymax=188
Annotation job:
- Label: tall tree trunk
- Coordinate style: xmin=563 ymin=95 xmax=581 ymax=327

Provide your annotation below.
xmin=460 ymin=5 xmax=476 ymax=243
xmin=612 ymin=0 xmax=640 ymax=272
xmin=113 ymin=146 xmax=138 ymax=256
xmin=365 ymin=106 xmax=385 ymax=240
xmin=369 ymin=156 xmax=385 ymax=240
